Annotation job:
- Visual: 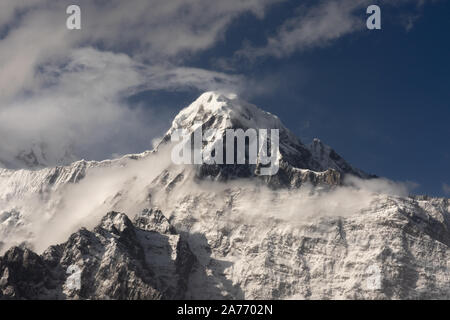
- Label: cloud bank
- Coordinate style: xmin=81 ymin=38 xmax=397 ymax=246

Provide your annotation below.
xmin=0 ymin=141 xmax=419 ymax=254
xmin=443 ymin=183 xmax=450 ymax=196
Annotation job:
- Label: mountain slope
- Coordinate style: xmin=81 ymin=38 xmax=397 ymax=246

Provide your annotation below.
xmin=0 ymin=91 xmax=448 ymax=300
xmin=1 ymin=196 xmax=449 ymax=299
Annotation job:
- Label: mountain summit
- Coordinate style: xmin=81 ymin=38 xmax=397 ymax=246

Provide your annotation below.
xmin=160 ymin=91 xmax=372 ymax=187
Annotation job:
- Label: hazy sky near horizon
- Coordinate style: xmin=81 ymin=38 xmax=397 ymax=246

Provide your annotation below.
xmin=0 ymin=0 xmax=448 ymax=196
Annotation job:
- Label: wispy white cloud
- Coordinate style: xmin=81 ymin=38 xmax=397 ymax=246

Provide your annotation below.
xmin=443 ymin=183 xmax=450 ymax=196
xmin=0 ymin=0 xmax=281 ymax=101
xmin=236 ymin=0 xmax=434 ymax=60
xmin=0 ymin=46 xmax=247 ymax=168
xmin=238 ymin=0 xmax=368 ymax=59
xmin=0 ymin=48 xmax=162 ymax=167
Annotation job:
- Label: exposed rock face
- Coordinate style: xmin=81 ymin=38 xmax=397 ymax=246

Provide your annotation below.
xmin=142 ymin=171 xmax=450 ymax=300
xmin=1 ymin=197 xmax=449 ymax=300
xmin=177 ymin=196 xmax=450 ymax=299
xmin=309 ymin=138 xmax=375 ymax=179
xmin=0 ymin=210 xmax=196 ymax=300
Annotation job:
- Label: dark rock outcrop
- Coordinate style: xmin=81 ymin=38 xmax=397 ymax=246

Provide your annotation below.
xmin=0 ymin=210 xmax=196 ymax=300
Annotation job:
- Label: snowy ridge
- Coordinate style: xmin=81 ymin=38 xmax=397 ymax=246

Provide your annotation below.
xmin=309 ymin=138 xmax=373 ymax=179
xmin=0 ymin=142 xmax=78 ymax=170
xmin=0 ymin=151 xmax=153 ymax=202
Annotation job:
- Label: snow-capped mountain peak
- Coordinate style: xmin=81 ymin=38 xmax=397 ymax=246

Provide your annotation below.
xmin=160 ymin=91 xmax=370 ymax=185
xmin=168 ymin=91 xmax=286 ymax=135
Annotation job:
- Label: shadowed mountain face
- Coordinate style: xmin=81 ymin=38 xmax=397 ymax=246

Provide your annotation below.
xmin=0 ymin=92 xmax=448 ymax=300
xmin=0 ymin=210 xmax=196 ymax=300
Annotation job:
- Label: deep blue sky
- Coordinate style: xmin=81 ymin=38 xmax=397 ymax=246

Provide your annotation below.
xmin=134 ymin=1 xmax=450 ymax=197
